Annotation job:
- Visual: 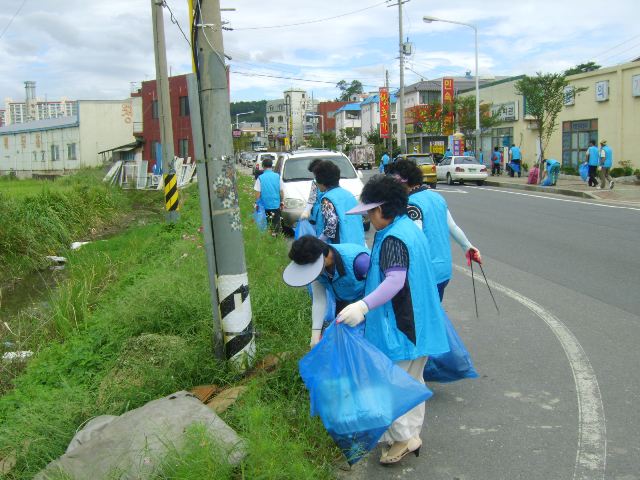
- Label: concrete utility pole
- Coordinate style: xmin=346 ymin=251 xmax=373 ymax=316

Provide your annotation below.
xmin=398 ymin=0 xmax=406 ymax=154
xmin=190 ymin=0 xmax=255 ymax=367
xmin=150 ymin=0 xmax=178 ymax=221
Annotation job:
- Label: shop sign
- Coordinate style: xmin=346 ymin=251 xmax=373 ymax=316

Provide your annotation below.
xmin=491 ymin=101 xmax=519 ymax=121
xmin=379 ymin=87 xmax=390 ymax=138
xmin=632 ymin=75 xmax=640 ymax=97
xmin=595 ymin=80 xmax=609 ymax=102
xmin=563 ymin=86 xmax=575 ymax=106
xmin=441 ymin=78 xmax=455 ymax=136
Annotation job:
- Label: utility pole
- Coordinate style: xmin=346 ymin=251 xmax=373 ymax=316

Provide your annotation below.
xmin=150 ymin=0 xmax=178 ymax=221
xmin=190 ymin=0 xmax=255 ymax=367
xmin=385 ymin=69 xmax=390 ymax=153
xmin=398 ymin=0 xmax=406 ymax=154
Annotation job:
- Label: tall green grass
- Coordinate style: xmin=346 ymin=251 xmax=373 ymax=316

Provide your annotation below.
xmin=0 ymin=169 xmax=160 ymax=285
xmin=0 ymin=176 xmax=339 ymax=479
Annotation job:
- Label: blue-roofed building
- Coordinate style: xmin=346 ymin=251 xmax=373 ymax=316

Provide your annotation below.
xmin=0 ymin=100 xmax=136 ymax=178
xmin=334 ymin=102 xmax=363 ymax=147
xmin=360 ymin=92 xmax=398 ymax=143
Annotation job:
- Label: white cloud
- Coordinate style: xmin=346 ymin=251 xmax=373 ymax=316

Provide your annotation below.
xmin=0 ymin=0 xmax=638 ymax=103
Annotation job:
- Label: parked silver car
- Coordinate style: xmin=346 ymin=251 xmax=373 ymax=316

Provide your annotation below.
xmin=274 ymin=150 xmax=369 ymax=231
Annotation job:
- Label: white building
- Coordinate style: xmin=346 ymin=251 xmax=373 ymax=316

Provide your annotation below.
xmin=265 ymin=88 xmax=309 ymax=149
xmin=360 ymin=92 xmax=398 ymax=143
xmin=3 ymin=81 xmax=77 ymax=125
xmin=334 ymin=103 xmax=362 ymax=147
xmin=0 ymin=100 xmax=135 ymax=178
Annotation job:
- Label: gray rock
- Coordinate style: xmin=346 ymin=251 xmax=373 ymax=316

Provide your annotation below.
xmin=35 ymin=391 xmax=246 ymax=479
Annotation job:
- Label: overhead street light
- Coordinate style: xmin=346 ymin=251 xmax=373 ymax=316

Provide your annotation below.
xmin=423 ymin=15 xmax=481 ymax=157
xmin=235 ymin=110 xmax=254 ymax=129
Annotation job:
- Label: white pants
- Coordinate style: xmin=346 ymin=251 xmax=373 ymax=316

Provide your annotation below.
xmin=381 ymin=356 xmax=428 ymax=443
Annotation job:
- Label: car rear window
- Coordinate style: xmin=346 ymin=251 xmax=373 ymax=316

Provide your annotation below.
xmin=454 ymin=156 xmax=478 ymax=165
xmin=282 ymin=155 xmax=357 ymax=182
xmin=406 ymin=155 xmax=434 ymax=165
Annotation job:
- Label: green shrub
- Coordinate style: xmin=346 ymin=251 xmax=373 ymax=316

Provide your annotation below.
xmin=560 ymin=166 xmax=578 ymax=175
xmin=610 ymin=167 xmax=633 ymax=177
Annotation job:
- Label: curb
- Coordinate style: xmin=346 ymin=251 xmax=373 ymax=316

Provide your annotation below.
xmin=484 ymin=180 xmax=599 ymax=200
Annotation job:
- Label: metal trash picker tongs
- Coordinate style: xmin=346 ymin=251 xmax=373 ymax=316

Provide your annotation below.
xmin=469 ymin=256 xmax=499 ymax=318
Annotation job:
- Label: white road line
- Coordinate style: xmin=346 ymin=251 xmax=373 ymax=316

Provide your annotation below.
xmin=466 ymin=186 xmax=640 ymax=212
xmin=453 ymin=264 xmax=607 ymax=480
xmin=435 ymin=188 xmax=468 ymax=194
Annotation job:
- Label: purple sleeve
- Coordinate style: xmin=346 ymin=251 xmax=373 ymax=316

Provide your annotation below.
xmin=353 ymin=253 xmax=370 ymax=280
xmin=362 ymin=268 xmax=407 ymax=311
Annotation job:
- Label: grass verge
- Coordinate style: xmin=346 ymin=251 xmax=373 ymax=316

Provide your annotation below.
xmin=0 ymin=174 xmax=339 ymax=479
xmin=0 ymin=169 xmax=161 ymax=286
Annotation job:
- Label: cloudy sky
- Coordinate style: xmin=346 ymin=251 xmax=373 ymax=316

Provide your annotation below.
xmin=1 ymin=0 xmax=639 ymax=104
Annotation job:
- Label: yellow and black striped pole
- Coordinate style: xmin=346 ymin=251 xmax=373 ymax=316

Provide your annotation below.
xmin=163 ymin=173 xmax=179 ymax=221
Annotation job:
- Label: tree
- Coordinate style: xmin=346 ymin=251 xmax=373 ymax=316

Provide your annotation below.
xmin=514 ymin=73 xmax=587 ymax=180
xmin=307 ymin=131 xmax=337 ymax=150
xmin=564 ymin=62 xmax=601 ymax=76
xmin=453 ymin=96 xmax=502 ymax=140
xmin=336 ymin=80 xmax=363 ymax=102
xmin=337 ymin=128 xmax=358 ymax=154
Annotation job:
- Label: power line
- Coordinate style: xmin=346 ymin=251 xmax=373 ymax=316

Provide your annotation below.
xmin=232 ymin=70 xmax=381 ymax=88
xmin=0 ymin=0 xmax=28 ymax=40
xmin=231 ymin=0 xmax=391 ymax=30
xmin=592 ymin=33 xmax=640 ymax=60
xmin=161 ymin=0 xmax=191 ymax=47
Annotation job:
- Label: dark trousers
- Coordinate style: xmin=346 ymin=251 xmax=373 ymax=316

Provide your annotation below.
xmin=265 ymin=208 xmax=282 ymax=233
xmin=588 ymin=165 xmax=599 ymax=187
xmin=437 ymin=279 xmax=450 ymax=302
xmin=510 ymin=160 xmax=521 ymax=177
xmin=492 ymin=163 xmax=501 ymax=175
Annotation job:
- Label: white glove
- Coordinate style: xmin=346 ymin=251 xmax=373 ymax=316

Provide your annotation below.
xmin=337 ymin=300 xmax=369 ymax=327
xmin=300 ymin=209 xmax=311 ymax=220
xmin=310 ymin=329 xmax=322 ymax=347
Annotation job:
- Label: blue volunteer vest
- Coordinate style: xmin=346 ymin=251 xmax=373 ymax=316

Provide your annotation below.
xmin=364 ymin=215 xmax=449 ymax=361
xmin=587 ymin=146 xmax=600 ymax=166
xmin=258 ymin=170 xmax=281 ymax=210
xmin=317 ymin=243 xmax=369 ymax=302
xmin=602 ymin=146 xmax=613 ymax=168
xmin=409 ymin=189 xmax=451 ymax=284
xmin=511 ymin=146 xmax=521 ymax=160
xmin=492 ymin=151 xmax=501 ymax=164
xmin=315 ymin=186 xmax=365 ymax=245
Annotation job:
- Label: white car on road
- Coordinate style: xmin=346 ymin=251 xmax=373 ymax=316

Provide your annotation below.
xmin=274 ymin=150 xmax=368 ymax=231
xmin=436 ymin=155 xmax=488 ymax=186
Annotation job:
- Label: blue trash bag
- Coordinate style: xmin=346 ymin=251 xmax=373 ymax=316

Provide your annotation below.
xmin=322 ymin=287 xmax=336 ymax=330
xmin=252 ymin=201 xmax=267 ymax=231
xmin=541 ymin=164 xmax=560 ymax=186
xmin=299 ymin=322 xmax=433 ymax=465
xmin=509 ymin=162 xmax=521 ymax=174
xmin=579 ymin=162 xmax=589 ymax=182
xmin=294 ymin=219 xmax=316 ymax=239
xmin=423 ymin=313 xmax=479 ymax=383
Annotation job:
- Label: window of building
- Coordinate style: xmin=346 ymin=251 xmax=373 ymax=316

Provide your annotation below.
xmin=152 ymin=100 xmax=159 ymax=119
xmin=419 ymin=91 xmax=440 ymax=104
xmin=562 ymin=119 xmax=597 ymax=169
xmin=269 ymin=116 xmax=275 ymax=123
xmin=33 ymin=151 xmax=37 ymax=162
xmin=51 ymin=144 xmax=60 ymax=161
xmin=121 ymin=151 xmax=135 ymax=161
xmin=67 ymin=143 xmax=77 ymax=160
xmin=41 ymin=150 xmax=45 ymax=162
xmin=491 ymin=127 xmax=514 ymax=149
xmin=179 ymin=138 xmax=189 ymax=159
xmin=278 ymin=115 xmax=284 ymax=122
xmin=179 ymin=96 xmax=190 ymax=116
xmin=346 ymin=111 xmax=359 ymax=120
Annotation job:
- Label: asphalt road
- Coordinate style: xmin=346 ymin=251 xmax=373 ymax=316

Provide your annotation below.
xmin=352 ymin=174 xmax=640 ymax=480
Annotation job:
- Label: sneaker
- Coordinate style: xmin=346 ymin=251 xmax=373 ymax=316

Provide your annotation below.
xmin=609 ymin=181 xmax=614 ymax=190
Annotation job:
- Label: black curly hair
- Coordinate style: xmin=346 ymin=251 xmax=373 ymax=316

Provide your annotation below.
xmin=289 ymin=235 xmax=330 ymax=265
xmin=308 ymin=158 xmax=323 ymax=173
xmin=360 ymin=174 xmax=408 ymax=219
xmin=386 ymin=159 xmax=423 ymax=187
xmin=313 ymin=160 xmax=340 ymax=188
xmin=262 ymin=157 xmax=273 ymax=168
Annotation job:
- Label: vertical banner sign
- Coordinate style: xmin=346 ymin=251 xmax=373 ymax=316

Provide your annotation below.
xmin=442 ymin=78 xmax=455 ymax=136
xmin=379 ymin=87 xmax=390 ymax=138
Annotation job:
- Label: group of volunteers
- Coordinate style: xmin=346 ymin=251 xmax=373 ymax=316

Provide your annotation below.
xmin=585 ymin=139 xmax=615 ymax=189
xmin=263 ymin=157 xmax=482 ymax=465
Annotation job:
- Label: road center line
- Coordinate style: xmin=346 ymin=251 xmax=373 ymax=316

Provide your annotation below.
xmin=465 ymin=186 xmax=640 ymax=212
xmin=453 ymin=264 xmax=607 ymax=480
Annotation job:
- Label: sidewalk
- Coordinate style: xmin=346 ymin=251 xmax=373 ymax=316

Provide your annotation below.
xmin=483 ymin=174 xmax=640 ymax=206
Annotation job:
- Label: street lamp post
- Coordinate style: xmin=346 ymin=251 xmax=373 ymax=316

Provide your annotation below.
xmin=423 ymin=16 xmax=480 ymax=157
xmin=235 ymin=110 xmax=254 ymax=129
xmin=307 ymin=114 xmax=324 ymax=148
